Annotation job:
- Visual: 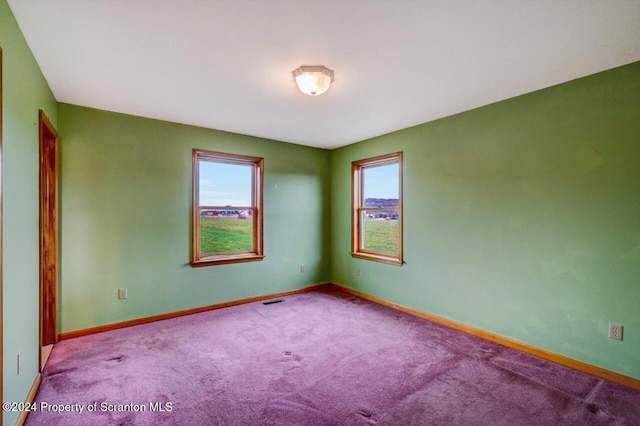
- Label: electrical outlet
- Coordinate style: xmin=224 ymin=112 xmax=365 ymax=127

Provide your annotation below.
xmin=17 ymin=352 xmax=23 ymax=375
xmin=608 ymin=322 xmax=623 ymax=341
xmin=355 ymin=268 xmax=361 ymax=276
xmin=118 ymin=288 xmax=128 ymax=300
xmin=300 ymin=264 xmax=305 ymax=273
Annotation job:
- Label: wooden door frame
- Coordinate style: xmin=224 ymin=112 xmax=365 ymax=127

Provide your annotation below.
xmin=1 ymin=45 xmax=4 ymax=426
xmin=39 ymin=109 xmax=59 ymax=366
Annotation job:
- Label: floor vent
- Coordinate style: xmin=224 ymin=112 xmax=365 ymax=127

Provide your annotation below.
xmin=262 ymin=299 xmax=284 ymax=305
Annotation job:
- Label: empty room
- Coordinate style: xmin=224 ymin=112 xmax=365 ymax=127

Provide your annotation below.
xmin=2 ymin=1 xmax=640 ymax=425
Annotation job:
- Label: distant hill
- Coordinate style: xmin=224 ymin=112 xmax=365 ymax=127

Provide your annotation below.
xmin=364 ymin=198 xmax=399 ymax=207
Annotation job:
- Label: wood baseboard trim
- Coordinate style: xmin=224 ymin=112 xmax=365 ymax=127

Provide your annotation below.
xmin=330 ymin=283 xmax=640 ymax=391
xmin=16 ymin=373 xmax=41 ymax=426
xmin=59 ymin=283 xmax=330 ymax=340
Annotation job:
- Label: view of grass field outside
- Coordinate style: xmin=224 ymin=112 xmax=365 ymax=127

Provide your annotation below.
xmin=362 ymin=210 xmax=399 ymax=253
xmin=362 ymin=162 xmax=400 ymax=254
xmin=198 ymin=159 xmax=255 ymax=255
xmin=200 ymin=212 xmax=253 ymax=254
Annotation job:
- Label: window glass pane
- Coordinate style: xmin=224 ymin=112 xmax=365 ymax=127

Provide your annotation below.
xmin=361 ymin=210 xmax=399 ymax=254
xmin=200 ymin=209 xmax=253 ymax=255
xmin=193 ymin=150 xmax=264 ymax=266
xmin=363 ymin=163 xmax=399 ymax=208
xmin=351 ymin=153 xmax=402 ymax=265
xmin=199 ymin=161 xmax=252 ymax=207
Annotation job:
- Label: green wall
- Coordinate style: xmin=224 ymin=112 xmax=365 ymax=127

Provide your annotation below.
xmin=58 ymin=104 xmax=331 ymax=333
xmin=1 ymin=1 xmax=58 ymax=424
xmin=330 ymin=62 xmax=640 ymax=379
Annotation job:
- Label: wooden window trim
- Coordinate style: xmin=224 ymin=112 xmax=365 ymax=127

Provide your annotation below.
xmin=192 ymin=149 xmax=264 ymax=266
xmin=351 ymin=152 xmax=403 ymax=266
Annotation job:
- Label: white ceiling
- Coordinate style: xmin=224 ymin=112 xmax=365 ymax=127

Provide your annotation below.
xmin=8 ymin=0 xmax=640 ymax=149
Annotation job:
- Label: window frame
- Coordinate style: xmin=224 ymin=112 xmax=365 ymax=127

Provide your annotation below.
xmin=192 ymin=149 xmax=264 ymax=267
xmin=351 ymin=152 xmax=403 ymax=266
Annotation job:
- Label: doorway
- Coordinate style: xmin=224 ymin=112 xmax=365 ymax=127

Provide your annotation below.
xmin=39 ymin=110 xmax=59 ymax=369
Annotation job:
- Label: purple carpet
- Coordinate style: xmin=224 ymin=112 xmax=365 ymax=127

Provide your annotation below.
xmin=26 ymin=289 xmax=640 ymax=425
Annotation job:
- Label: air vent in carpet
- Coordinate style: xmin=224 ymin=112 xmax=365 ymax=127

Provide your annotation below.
xmin=262 ymin=299 xmax=284 ymax=305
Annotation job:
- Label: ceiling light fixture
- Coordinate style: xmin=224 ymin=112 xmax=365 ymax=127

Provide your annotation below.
xmin=292 ymin=66 xmax=334 ymax=96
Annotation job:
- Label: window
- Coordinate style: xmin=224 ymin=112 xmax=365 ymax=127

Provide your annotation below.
xmin=351 ymin=152 xmax=403 ymax=265
xmin=192 ymin=149 xmax=264 ymax=266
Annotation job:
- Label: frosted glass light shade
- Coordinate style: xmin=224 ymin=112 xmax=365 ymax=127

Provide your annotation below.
xmin=292 ymin=66 xmax=334 ymax=96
